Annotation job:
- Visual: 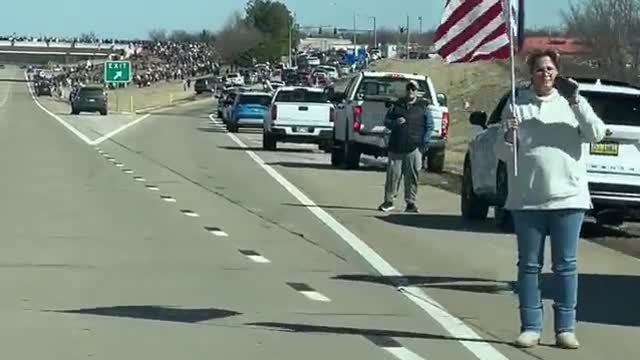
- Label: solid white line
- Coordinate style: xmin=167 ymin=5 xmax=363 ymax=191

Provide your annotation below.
xmin=0 ymin=81 xmax=12 ymax=108
xmin=299 ymin=290 xmax=331 ymax=302
xmin=24 ymin=71 xmax=153 ymax=146
xmin=215 ymin=118 xmax=509 ymax=360
xmin=246 ymin=255 xmax=271 ymax=264
xmin=383 ymin=347 xmax=427 ymax=360
xmin=24 ymin=72 xmax=94 ymax=145
xmin=91 ymin=113 xmax=152 ymax=145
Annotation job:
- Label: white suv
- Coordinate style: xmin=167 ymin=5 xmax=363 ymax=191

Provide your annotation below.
xmin=461 ymin=78 xmax=640 ymax=229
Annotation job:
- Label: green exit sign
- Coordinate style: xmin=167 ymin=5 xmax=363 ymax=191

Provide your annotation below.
xmin=104 ymin=61 xmax=131 ymax=83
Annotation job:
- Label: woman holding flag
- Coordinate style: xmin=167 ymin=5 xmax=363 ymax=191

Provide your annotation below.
xmin=434 ymin=0 xmax=606 ymax=350
xmin=495 ymin=49 xmax=606 ymax=349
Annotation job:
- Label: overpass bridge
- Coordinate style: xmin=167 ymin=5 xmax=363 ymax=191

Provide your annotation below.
xmin=0 ymin=40 xmax=133 ymax=65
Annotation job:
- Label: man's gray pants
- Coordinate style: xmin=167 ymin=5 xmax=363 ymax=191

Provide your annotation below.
xmin=384 ymin=148 xmax=422 ymax=205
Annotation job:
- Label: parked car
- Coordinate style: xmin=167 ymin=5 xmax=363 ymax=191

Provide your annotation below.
xmin=263 ymin=86 xmax=335 ymax=151
xmin=71 ymin=85 xmax=108 ymax=116
xmin=226 ymin=92 xmax=272 ymax=133
xmin=461 ymin=77 xmax=640 ymax=229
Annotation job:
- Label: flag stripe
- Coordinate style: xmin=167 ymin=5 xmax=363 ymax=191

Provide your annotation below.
xmin=434 ymin=0 xmax=484 ymax=41
xmin=437 ymin=1 xmax=504 ymax=60
xmin=451 ymin=23 xmax=509 ymax=63
xmin=434 ymin=0 xmax=522 ymax=64
xmin=434 ymin=0 xmax=501 ymax=51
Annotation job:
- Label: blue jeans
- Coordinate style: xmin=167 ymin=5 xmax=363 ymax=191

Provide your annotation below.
xmin=511 ymin=209 xmax=585 ymax=334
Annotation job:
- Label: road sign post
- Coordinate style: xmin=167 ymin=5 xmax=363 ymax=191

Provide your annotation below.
xmin=104 ymin=61 xmax=131 ymax=84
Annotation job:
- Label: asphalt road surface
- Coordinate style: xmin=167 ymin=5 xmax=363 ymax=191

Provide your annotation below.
xmin=1 ymin=64 xmax=639 ymax=359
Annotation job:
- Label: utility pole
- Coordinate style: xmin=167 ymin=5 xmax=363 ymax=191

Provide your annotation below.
xmin=353 ymin=12 xmax=357 ymax=47
xmin=406 ymin=15 xmax=410 ymax=60
xmin=288 ymin=12 xmax=295 ymax=68
xmin=418 ymin=16 xmax=423 ymax=35
xmin=373 ymin=16 xmax=377 ymax=48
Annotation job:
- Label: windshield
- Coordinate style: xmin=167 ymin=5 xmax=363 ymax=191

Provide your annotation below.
xmin=80 ymin=88 xmax=104 ymax=96
xmin=238 ymin=95 xmax=271 ymax=106
xmin=275 ymin=89 xmax=328 ymax=103
xmin=582 ymin=91 xmax=640 ymax=126
xmin=357 ymin=77 xmax=431 ymax=99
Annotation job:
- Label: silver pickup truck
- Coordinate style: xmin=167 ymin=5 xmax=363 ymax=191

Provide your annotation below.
xmin=330 ymin=71 xmax=450 ymax=171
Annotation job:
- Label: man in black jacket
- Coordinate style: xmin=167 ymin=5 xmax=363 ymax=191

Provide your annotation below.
xmin=378 ymin=80 xmax=434 ymax=213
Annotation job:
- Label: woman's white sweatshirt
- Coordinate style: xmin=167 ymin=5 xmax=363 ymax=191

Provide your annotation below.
xmin=494 ymin=87 xmax=607 ymax=210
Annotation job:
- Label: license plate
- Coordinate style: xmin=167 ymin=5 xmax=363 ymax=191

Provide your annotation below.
xmin=88 ymin=99 xmax=95 ymax=102
xmin=296 ymin=127 xmax=310 ymax=133
xmin=590 ymin=142 xmax=619 ymax=156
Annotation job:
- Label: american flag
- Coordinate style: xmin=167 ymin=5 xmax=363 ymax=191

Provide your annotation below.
xmin=433 ymin=0 xmax=524 ymax=63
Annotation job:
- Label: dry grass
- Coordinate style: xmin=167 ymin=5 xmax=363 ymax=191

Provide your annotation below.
xmin=370 ymin=58 xmax=511 ymax=174
xmin=107 ymin=81 xmax=197 ymax=113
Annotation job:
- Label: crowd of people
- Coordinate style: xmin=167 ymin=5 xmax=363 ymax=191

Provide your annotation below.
xmin=31 ymin=40 xmax=221 ymax=93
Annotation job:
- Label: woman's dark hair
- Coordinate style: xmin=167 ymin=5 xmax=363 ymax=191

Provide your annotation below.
xmin=526 ymin=49 xmax=560 ymax=73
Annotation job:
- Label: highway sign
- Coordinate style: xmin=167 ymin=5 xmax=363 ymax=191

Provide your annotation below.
xmin=104 ymin=61 xmax=131 ymax=83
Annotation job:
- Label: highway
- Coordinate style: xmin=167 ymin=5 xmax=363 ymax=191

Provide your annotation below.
xmin=0 ymin=64 xmax=638 ymax=359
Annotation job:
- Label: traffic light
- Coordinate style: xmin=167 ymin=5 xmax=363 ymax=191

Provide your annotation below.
xmin=400 ymin=27 xmax=405 ymax=34
xmin=319 ymin=27 xmax=322 ymax=34
xmin=334 ymin=27 xmax=338 ymax=35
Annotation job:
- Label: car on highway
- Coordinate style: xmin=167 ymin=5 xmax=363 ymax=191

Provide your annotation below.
xmin=71 ymin=85 xmax=108 ymax=116
xmin=194 ymin=76 xmax=217 ymax=94
xmin=262 ymin=86 xmax=335 ymax=151
xmin=226 ymin=91 xmax=272 ymax=133
xmin=331 ymin=71 xmax=450 ymax=171
xmin=225 ymin=73 xmax=245 ymax=87
xmin=461 ymin=77 xmax=640 ymax=229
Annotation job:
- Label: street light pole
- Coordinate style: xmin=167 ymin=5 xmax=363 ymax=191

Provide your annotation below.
xmin=288 ymin=13 xmax=294 ymax=68
xmin=418 ymin=16 xmax=423 ymax=35
xmin=353 ymin=12 xmax=357 ymax=47
xmin=373 ymin=16 xmax=377 ymax=48
xmin=406 ymin=15 xmax=410 ymax=60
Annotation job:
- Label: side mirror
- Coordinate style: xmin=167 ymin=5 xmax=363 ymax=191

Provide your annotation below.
xmin=469 ymin=111 xmax=488 ymax=128
xmin=436 ymin=93 xmax=448 ymax=107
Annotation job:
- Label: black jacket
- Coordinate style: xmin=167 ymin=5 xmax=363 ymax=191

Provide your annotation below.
xmin=384 ymin=97 xmax=433 ymax=153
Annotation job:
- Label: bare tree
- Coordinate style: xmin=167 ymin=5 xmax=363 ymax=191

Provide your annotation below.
xmin=148 ymin=29 xmax=167 ymax=42
xmin=214 ymin=12 xmax=265 ymax=65
xmin=563 ymin=0 xmax=640 ymax=81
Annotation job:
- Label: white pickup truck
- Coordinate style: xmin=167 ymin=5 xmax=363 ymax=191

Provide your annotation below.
xmin=263 ymin=86 xmax=335 ymax=151
xmin=331 ymin=71 xmax=450 ymax=171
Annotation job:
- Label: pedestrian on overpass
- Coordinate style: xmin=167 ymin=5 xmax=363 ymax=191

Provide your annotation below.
xmin=495 ymin=49 xmax=606 ymax=349
xmin=378 ymin=80 xmax=434 ymax=213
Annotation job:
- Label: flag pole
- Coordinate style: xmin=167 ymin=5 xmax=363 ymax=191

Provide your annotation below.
xmin=507 ymin=0 xmax=518 ymax=177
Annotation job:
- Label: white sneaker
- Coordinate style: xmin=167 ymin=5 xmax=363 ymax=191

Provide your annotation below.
xmin=515 ymin=331 xmax=541 ymax=348
xmin=556 ymin=332 xmax=580 ymax=349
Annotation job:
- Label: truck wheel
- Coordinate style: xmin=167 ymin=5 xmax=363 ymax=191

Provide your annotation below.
xmin=427 ymin=148 xmax=446 ymax=173
xmin=100 ymin=109 xmax=108 ymax=116
xmin=461 ymin=155 xmax=489 ymax=220
xmin=344 ymin=142 xmax=361 ymax=169
xmin=495 ymin=162 xmax=514 ymax=233
xmin=331 ymin=141 xmax=345 ymax=167
xmin=227 ymin=123 xmax=239 ymax=133
xmin=263 ymin=132 xmax=277 ymax=150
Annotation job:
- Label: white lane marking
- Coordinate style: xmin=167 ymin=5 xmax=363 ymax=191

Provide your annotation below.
xmin=181 ymin=210 xmax=200 ymax=217
xmin=25 ymin=72 xmax=94 ymax=145
xmin=0 ymin=81 xmax=12 ymax=108
xmin=161 ymin=195 xmax=177 ymax=203
xmin=204 ymin=227 xmax=228 ymax=237
xmin=383 ymin=347 xmax=427 ymax=360
xmin=246 ymin=254 xmax=271 ymax=264
xmin=123 ymin=169 xmax=134 ymax=174
xmin=115 ymin=163 xmax=124 ymax=167
xmin=133 ymin=176 xmax=146 ymax=182
xmin=146 ymin=185 xmax=160 ymax=191
xmin=24 ymin=71 xmax=152 ymax=146
xmin=91 ymin=113 xmax=151 ymax=145
xmin=215 ymin=118 xmax=509 ymax=360
xmin=108 ymin=158 xmax=117 ymax=162
xmin=299 ymin=290 xmax=331 ymax=302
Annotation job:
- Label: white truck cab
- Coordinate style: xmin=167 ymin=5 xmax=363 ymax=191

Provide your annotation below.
xmin=331 ymin=71 xmax=450 ymax=171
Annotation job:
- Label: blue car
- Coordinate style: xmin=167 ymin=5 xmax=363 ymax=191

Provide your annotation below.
xmin=226 ymin=92 xmax=272 ymax=133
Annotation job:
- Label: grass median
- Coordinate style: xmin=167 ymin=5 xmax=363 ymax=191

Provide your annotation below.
xmin=106 ymin=81 xmax=198 ymax=113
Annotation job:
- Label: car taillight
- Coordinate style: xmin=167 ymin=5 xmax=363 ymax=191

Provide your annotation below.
xmin=441 ymin=112 xmax=450 ymax=138
xmin=271 ymin=104 xmax=277 ymax=121
xmin=353 ymin=105 xmax=362 ymax=132
xmin=329 ymin=107 xmax=335 ymax=123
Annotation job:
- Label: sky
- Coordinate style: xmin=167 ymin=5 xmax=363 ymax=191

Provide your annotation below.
xmin=1 ymin=0 xmax=576 ymax=39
